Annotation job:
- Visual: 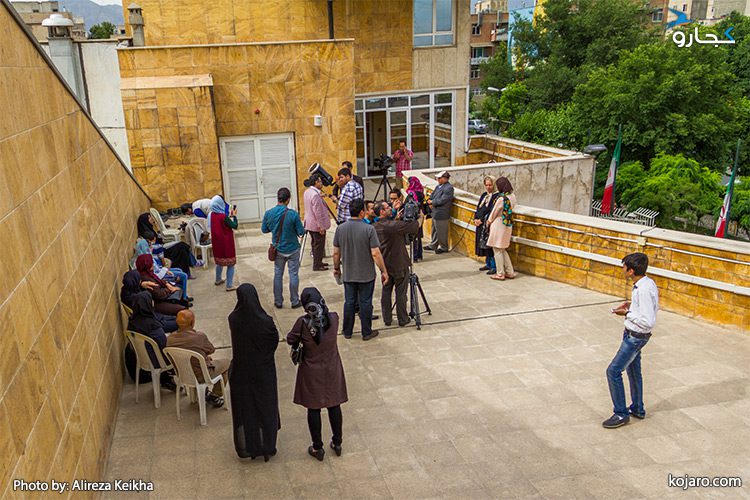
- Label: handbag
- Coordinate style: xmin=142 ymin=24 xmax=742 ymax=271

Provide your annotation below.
xmin=268 ymin=208 xmax=289 ymax=261
xmin=290 ymin=342 xmax=303 ymax=365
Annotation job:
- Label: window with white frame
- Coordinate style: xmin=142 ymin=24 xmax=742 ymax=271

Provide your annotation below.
xmin=652 ymin=9 xmax=663 ymax=21
xmin=471 ymin=23 xmax=481 ymax=35
xmin=472 ymin=87 xmax=483 ymax=96
xmin=470 ymin=66 xmax=480 ymax=79
xmin=414 ymin=0 xmax=455 ymax=47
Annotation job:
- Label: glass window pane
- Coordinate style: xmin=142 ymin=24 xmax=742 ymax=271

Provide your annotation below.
xmin=434 ymin=33 xmax=454 ymax=46
xmin=356 ymin=126 xmax=365 ymax=174
xmin=365 ymin=98 xmax=386 ymax=110
xmin=411 ymin=94 xmax=430 ymax=106
xmin=355 ymin=99 xmax=363 ymax=111
xmin=413 ymin=35 xmax=433 ymax=47
xmin=388 ymin=96 xmax=409 ymax=108
xmin=434 ymin=106 xmax=452 ymax=168
xmin=413 ymin=0 xmax=433 ymax=34
xmin=410 ymin=107 xmax=430 ymax=170
xmin=436 ymin=0 xmax=452 ymax=31
xmin=355 ymin=113 xmax=364 ymax=127
xmin=390 ymin=111 xmax=407 ymax=153
xmin=436 ymin=93 xmax=452 ymax=104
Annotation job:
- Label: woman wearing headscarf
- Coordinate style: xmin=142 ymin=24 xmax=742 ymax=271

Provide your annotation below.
xmin=126 ymin=291 xmax=176 ymax=390
xmin=286 ymin=288 xmax=347 ymax=461
xmin=228 ymin=284 xmax=280 ymax=461
xmin=136 ymin=212 xmax=196 ymax=277
xmin=209 ymin=195 xmax=240 ymax=291
xmin=405 ymin=176 xmax=427 ymax=262
xmin=135 ymin=254 xmax=188 ymax=316
xmin=120 ymin=270 xmax=178 ymax=332
xmin=486 ymin=176 xmax=517 ymax=281
xmin=474 ymin=175 xmax=500 ymax=275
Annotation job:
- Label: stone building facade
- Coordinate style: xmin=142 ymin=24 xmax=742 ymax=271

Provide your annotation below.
xmin=119 ymin=0 xmax=471 ymax=216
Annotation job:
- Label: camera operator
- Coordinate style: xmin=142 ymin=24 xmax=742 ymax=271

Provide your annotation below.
xmin=373 ymin=201 xmax=420 ymax=327
xmin=391 ymin=140 xmax=414 ymax=189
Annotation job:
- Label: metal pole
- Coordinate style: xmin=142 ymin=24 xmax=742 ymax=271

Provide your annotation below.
xmin=724 ymin=139 xmax=741 ymax=238
xmin=327 ymin=0 xmax=334 ymax=39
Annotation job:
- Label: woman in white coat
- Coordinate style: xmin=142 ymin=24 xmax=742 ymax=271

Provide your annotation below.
xmin=486 ymin=176 xmax=517 ymax=281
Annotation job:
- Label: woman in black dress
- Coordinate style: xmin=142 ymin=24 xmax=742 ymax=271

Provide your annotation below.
xmin=228 ymin=284 xmax=280 ymax=461
xmin=287 ymin=287 xmax=347 ymax=461
xmin=474 ymin=176 xmax=499 ymax=275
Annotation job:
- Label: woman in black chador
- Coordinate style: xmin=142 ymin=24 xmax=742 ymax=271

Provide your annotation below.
xmin=228 ymin=284 xmax=280 ymax=461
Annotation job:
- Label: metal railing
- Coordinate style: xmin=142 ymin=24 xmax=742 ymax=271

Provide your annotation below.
xmin=590 ymin=200 xmax=659 ymax=226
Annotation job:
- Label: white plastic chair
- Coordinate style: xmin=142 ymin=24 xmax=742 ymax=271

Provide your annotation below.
xmin=124 ymin=331 xmax=173 ymax=409
xmin=189 ymin=220 xmax=211 ymax=268
xmin=150 ymin=208 xmax=181 ymax=243
xmin=163 ymin=347 xmax=230 ymax=425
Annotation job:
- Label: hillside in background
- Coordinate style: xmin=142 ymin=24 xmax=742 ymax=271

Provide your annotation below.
xmin=60 ymin=0 xmax=122 ymax=31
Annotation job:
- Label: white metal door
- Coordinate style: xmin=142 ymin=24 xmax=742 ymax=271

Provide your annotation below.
xmin=220 ymin=134 xmax=296 ymax=223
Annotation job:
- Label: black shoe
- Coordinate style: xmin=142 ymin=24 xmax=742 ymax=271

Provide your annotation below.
xmin=486 ymin=269 xmax=497 ymax=275
xmin=629 ymin=409 xmax=646 ymax=420
xmin=479 ymin=266 xmax=490 ymax=271
xmin=330 ymin=442 xmax=342 ymax=456
xmin=602 ymin=414 xmax=629 ymax=428
xmin=186 ymin=296 xmax=194 ymax=302
xmin=363 ymin=330 xmax=380 ymax=341
xmin=384 ymin=320 xmax=392 ymax=326
xmin=423 ymin=246 xmax=435 ymax=252
xmin=292 ymin=302 xmax=303 ymax=309
xmin=343 ymin=333 xmax=352 ymax=339
xmin=398 ymin=319 xmax=412 ymax=327
xmin=274 ymin=303 xmax=282 ymax=309
xmin=372 ymin=314 xmax=380 ymax=320
xmin=308 ymin=446 xmax=325 ymax=461
xmin=435 ymin=248 xmax=447 ymax=254
xmin=160 ymin=378 xmax=177 ymax=392
xmin=206 ymin=391 xmax=225 ymax=408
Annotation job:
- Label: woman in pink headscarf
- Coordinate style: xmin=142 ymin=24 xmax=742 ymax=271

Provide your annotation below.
xmin=405 ymin=176 xmax=427 ymax=261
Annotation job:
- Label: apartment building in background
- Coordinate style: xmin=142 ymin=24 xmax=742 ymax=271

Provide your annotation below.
xmin=470 ymin=4 xmax=508 ymax=95
xmin=10 ymin=0 xmax=84 ymax=40
xmin=119 ymin=0 xmax=471 ymax=215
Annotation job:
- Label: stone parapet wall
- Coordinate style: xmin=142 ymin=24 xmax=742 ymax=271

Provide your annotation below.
xmin=0 ymin=2 xmax=151 ymax=495
xmin=415 ymin=172 xmax=750 ymax=330
xmin=461 ymin=135 xmax=580 ymax=162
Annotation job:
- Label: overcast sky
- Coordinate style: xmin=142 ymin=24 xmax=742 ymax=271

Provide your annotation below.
xmin=88 ymin=0 xmax=122 ymax=4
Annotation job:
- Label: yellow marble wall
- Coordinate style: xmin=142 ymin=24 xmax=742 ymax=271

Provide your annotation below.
xmin=121 ymin=81 xmax=220 ymax=209
xmin=426 ymin=187 xmax=750 ymax=330
xmin=119 ymin=40 xmax=356 ymax=209
xmin=0 ymin=2 xmax=151 ymax=495
xmin=123 ymin=0 xmax=413 ymax=94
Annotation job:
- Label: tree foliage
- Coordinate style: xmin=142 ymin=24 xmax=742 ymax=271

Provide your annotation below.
xmin=88 ymin=21 xmax=116 ymax=39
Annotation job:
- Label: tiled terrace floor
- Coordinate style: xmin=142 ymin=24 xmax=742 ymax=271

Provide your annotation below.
xmin=105 ymin=225 xmax=750 ymax=499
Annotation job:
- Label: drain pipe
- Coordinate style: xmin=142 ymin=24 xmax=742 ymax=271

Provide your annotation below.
xmin=327 ymin=0 xmax=334 ymax=39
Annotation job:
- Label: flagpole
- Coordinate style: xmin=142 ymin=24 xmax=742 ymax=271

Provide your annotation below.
xmin=612 ymin=124 xmax=621 ymax=211
xmin=723 ymin=139 xmax=741 ymax=239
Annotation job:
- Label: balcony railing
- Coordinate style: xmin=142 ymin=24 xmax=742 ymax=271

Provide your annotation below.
xmin=470 ymin=56 xmax=490 ymax=65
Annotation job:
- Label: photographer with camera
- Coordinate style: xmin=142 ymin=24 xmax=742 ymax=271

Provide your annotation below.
xmin=373 ymin=201 xmax=420 ymax=327
xmin=391 ymin=140 xmax=414 ymax=189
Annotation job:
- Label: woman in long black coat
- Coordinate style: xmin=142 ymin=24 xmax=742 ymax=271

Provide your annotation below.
xmin=474 ymin=176 xmax=500 ymax=274
xmin=287 ymin=288 xmax=347 ymax=461
xmin=228 ymin=284 xmax=280 ymax=461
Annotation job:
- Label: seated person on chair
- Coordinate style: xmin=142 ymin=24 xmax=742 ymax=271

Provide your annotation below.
xmin=135 ymin=230 xmax=191 ymax=302
xmin=121 ymin=270 xmax=178 ymax=333
xmin=167 ymin=310 xmax=230 ymax=408
xmin=135 ymin=254 xmax=190 ymax=316
xmin=127 ymin=291 xmax=177 ymax=391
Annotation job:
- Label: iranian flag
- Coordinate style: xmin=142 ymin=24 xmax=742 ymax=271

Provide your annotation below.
xmin=715 ymin=141 xmax=740 ymax=238
xmin=601 ymin=127 xmax=622 ymax=215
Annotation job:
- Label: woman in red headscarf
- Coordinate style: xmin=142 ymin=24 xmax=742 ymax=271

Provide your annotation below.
xmin=135 ymin=254 xmax=189 ymax=316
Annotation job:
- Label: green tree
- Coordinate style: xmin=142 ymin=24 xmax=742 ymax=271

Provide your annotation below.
xmin=571 ymin=41 xmax=747 ymax=168
xmin=479 ymin=43 xmax=514 ymax=92
xmin=617 ymin=154 xmax=722 ymax=228
xmin=89 ymin=21 xmax=116 ymax=39
xmin=729 ymin=177 xmax=750 ymax=237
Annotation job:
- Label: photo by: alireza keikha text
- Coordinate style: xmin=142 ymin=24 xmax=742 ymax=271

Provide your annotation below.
xmin=14 ymin=478 xmax=154 ymax=493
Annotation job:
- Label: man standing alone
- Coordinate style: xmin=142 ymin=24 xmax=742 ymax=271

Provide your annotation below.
xmin=392 ymin=140 xmax=414 ymax=188
xmin=333 ymin=199 xmax=389 ymax=341
xmin=303 ymin=174 xmax=331 ymax=271
xmin=425 ymin=171 xmax=454 ymax=254
xmin=262 ymin=188 xmax=305 ymax=308
xmin=603 ymin=252 xmax=659 ymax=429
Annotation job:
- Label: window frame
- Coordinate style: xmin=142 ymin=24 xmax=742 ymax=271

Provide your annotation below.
xmin=413 ymin=0 xmax=456 ymax=48
xmin=471 ymin=23 xmax=481 ymax=35
xmin=470 ymin=66 xmax=480 ymax=79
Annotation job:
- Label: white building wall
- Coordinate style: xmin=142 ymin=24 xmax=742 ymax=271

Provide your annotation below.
xmin=79 ymin=41 xmax=130 ymax=170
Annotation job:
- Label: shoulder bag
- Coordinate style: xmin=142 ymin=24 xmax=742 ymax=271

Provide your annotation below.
xmin=268 ymin=208 xmax=289 ymax=261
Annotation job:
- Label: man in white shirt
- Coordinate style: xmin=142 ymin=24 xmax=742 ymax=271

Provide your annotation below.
xmin=603 ymin=252 xmax=659 ymax=429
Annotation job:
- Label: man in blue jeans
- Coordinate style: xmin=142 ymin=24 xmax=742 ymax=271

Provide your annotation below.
xmin=261 ymin=188 xmax=305 ymax=308
xmin=333 ymin=199 xmax=389 ymax=341
xmin=603 ymin=252 xmax=659 ymax=429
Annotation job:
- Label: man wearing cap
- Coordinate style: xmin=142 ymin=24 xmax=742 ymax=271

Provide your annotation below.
xmin=424 ymin=171 xmax=454 ymax=254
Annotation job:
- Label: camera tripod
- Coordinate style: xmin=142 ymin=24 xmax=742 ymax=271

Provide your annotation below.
xmin=407 ymin=238 xmax=431 ymax=329
xmin=372 ymin=169 xmax=393 ymax=202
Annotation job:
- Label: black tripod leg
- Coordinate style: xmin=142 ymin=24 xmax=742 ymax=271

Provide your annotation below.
xmin=415 ymin=276 xmax=431 ymax=315
xmin=410 ymin=274 xmax=422 ymax=329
